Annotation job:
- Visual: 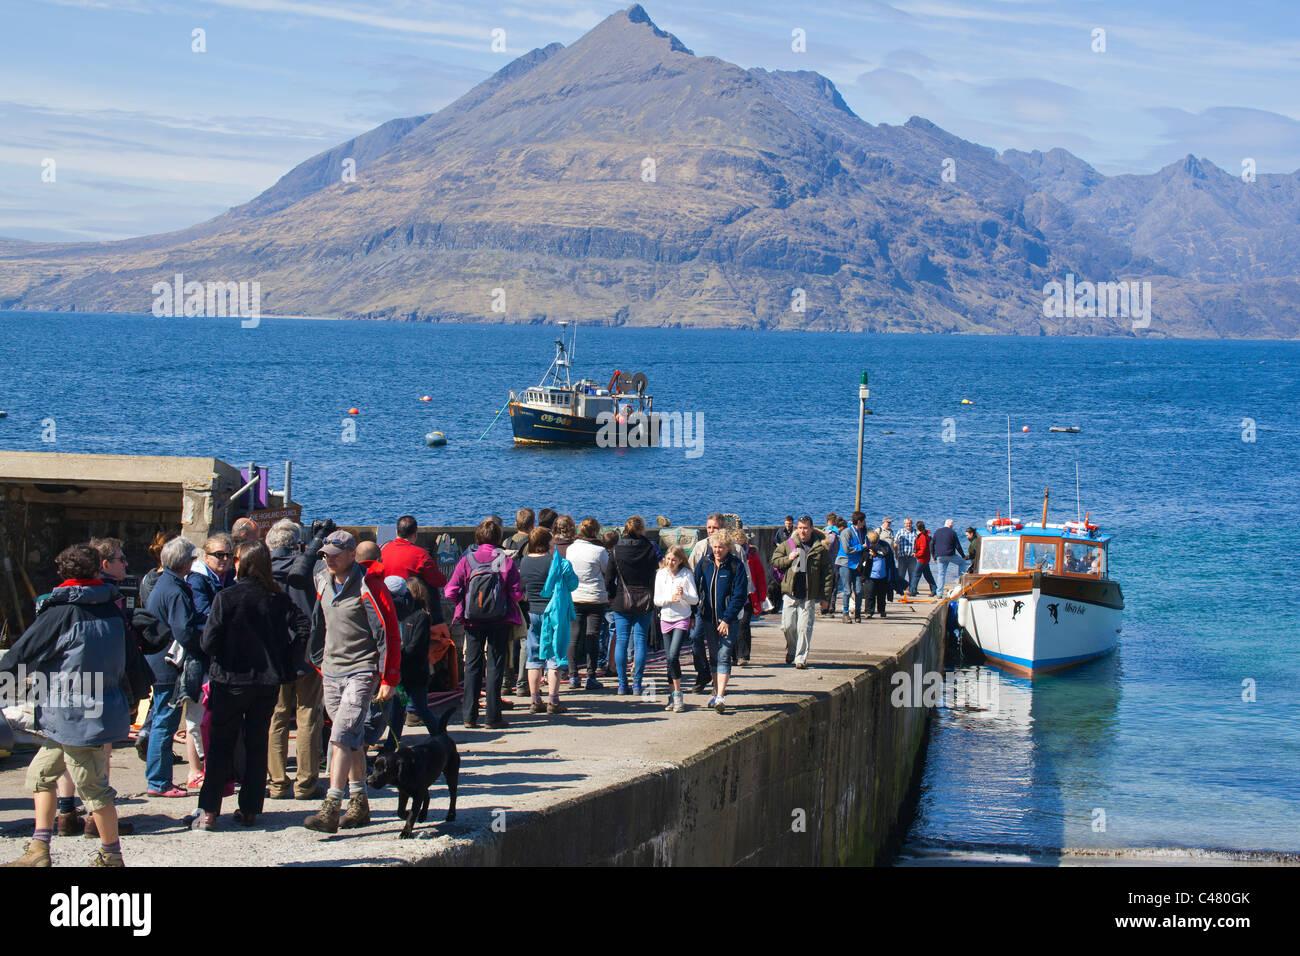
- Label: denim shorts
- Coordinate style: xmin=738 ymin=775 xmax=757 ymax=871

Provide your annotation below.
xmin=525 ymin=614 xmax=559 ymax=670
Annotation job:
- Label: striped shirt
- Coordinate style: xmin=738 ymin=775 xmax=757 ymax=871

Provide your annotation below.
xmin=893 ymin=528 xmax=917 ymax=558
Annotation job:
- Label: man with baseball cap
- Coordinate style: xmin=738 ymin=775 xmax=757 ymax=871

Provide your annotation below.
xmin=302 ymin=530 xmax=401 ymax=833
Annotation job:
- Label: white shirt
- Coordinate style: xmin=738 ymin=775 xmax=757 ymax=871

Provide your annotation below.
xmin=654 ymin=566 xmax=699 ymax=622
xmin=566 ymin=539 xmax=610 ymax=604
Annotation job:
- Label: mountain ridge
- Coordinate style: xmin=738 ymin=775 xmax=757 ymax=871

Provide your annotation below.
xmin=1 ymin=4 xmax=1296 ymax=338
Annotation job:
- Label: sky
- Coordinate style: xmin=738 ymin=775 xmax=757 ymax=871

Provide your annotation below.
xmin=2 ymin=0 xmax=1298 ymax=241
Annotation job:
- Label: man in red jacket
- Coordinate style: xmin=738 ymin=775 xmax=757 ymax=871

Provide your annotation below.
xmin=908 ymin=521 xmax=938 ymax=598
xmin=379 ymin=516 xmax=451 ymax=644
xmin=303 ymin=531 xmax=400 ymax=834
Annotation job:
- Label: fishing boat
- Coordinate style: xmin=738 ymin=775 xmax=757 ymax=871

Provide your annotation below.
xmin=956 ymin=490 xmax=1123 ymax=676
xmin=506 ymin=322 xmax=657 ymax=446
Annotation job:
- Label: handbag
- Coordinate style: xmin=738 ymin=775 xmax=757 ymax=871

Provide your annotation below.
xmin=612 ymin=561 xmax=653 ymax=615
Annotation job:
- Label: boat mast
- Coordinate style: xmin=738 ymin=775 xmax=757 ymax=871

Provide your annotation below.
xmin=1041 ymin=487 xmax=1050 ymax=528
xmin=1075 ymin=461 xmax=1081 ymax=522
xmin=1006 ymin=415 xmax=1013 ymax=520
xmin=539 ymin=320 xmax=574 ymax=390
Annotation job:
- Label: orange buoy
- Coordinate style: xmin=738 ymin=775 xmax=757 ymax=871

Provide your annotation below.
xmin=1021 ymin=426 xmax=1029 ymax=432
xmin=348 ymin=408 xmax=359 ymax=415
xmin=420 ymin=395 xmax=431 ymax=402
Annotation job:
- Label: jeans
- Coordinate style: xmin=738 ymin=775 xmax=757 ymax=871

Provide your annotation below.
xmin=909 ymin=560 xmax=937 ymax=596
xmin=896 ymin=555 xmax=916 ymax=591
xmin=662 ymin=621 xmax=690 ymax=682
xmin=690 ymin=613 xmax=712 ymax=686
xmin=568 ymin=602 xmax=606 ymax=680
xmin=145 ymin=683 xmax=185 ymax=792
xmin=384 ymin=677 xmax=438 ymax=751
xmin=936 ymin=556 xmax=963 ymax=594
xmin=699 ymin=617 xmax=734 ymax=677
xmin=462 ymin=621 xmax=510 ymax=724
xmin=199 ymin=683 xmax=277 ymax=815
xmin=781 ymin=598 xmax=816 ymax=665
xmin=838 ymin=565 xmax=861 ymax=616
xmin=613 ymin=610 xmax=653 ymax=690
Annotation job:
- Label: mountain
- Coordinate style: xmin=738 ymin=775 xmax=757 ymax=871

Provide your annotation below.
xmin=0 ymin=4 xmax=1296 ymax=338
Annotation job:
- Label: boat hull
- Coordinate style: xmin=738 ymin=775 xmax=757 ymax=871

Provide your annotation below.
xmin=507 ymin=402 xmax=659 ymax=447
xmin=957 ymin=572 xmax=1122 ymax=676
xmin=508 ymin=402 xmax=603 ymax=445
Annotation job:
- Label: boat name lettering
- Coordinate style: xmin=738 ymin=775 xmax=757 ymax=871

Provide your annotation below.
xmin=539 ymin=414 xmax=571 ymax=425
xmin=1064 ymin=602 xmax=1086 ymax=615
xmin=987 ymin=598 xmax=1008 ymax=609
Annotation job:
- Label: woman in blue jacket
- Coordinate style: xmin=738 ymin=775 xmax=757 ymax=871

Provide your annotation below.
xmin=693 ymin=533 xmax=749 ymax=714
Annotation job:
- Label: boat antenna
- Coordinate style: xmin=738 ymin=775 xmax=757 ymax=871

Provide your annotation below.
xmin=1041 ymin=487 xmax=1050 ymax=529
xmin=1075 ymin=461 xmax=1081 ymax=522
xmin=1006 ymin=415 xmax=1013 ymax=520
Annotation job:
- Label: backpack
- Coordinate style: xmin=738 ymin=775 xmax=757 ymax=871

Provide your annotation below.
xmin=463 ymin=549 xmax=510 ymax=623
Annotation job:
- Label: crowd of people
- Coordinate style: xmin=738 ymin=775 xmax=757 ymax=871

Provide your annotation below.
xmin=0 ymin=506 xmax=978 ymax=864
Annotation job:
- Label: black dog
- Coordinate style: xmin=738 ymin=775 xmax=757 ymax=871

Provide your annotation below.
xmin=365 ymin=708 xmax=459 ymax=838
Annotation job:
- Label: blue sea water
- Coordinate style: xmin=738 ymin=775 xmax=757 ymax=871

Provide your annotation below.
xmin=1 ymin=310 xmax=1298 ymax=855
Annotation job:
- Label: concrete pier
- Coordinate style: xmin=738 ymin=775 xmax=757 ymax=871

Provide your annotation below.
xmin=0 ymin=602 xmax=945 ymax=867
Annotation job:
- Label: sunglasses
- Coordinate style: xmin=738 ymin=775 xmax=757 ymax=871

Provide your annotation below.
xmin=207 ymin=551 xmax=233 ymax=560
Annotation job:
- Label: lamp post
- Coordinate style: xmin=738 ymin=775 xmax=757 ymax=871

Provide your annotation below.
xmin=855 ymin=371 xmax=869 ymax=513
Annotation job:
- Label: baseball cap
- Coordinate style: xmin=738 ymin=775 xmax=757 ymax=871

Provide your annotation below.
xmin=319 ymin=530 xmax=357 ymax=555
xmin=383 ymin=575 xmax=409 ymax=600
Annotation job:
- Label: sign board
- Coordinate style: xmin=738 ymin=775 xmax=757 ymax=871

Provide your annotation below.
xmin=245 ymin=504 xmax=302 ymax=534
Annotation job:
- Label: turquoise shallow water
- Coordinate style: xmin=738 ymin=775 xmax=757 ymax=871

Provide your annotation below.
xmin=1 ymin=311 xmax=1298 ymax=854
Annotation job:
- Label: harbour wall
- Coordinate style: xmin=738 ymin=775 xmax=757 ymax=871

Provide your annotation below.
xmin=415 ymin=603 xmax=945 ymax=867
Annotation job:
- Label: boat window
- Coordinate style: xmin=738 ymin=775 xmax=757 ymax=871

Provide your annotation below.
xmin=1021 ymin=539 xmax=1058 ymax=572
xmin=1063 ymin=541 xmax=1105 ymax=576
xmin=979 ymin=537 xmax=1018 ymax=573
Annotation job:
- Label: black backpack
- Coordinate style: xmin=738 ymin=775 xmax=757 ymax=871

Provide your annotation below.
xmin=463 ymin=549 xmax=510 ymax=623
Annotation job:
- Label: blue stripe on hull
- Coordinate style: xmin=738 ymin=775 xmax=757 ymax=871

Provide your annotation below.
xmin=980 ymin=646 xmax=1115 ymax=673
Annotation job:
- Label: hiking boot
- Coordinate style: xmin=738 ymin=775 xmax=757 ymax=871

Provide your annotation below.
xmin=691 ymin=681 xmax=711 ymax=695
xmin=515 ymin=682 xmax=529 ymax=698
xmin=339 ymin=790 xmax=370 ymax=829
xmin=3 ymin=840 xmax=50 ymax=867
xmin=530 ymin=700 xmax=547 ymax=714
xmin=714 ymin=698 xmax=726 ymax=715
xmin=546 ymin=701 xmax=567 ymax=716
xmin=134 ymin=734 xmax=149 ymax=762
xmin=84 ymin=816 xmax=134 ymax=838
xmin=304 ymin=796 xmax=341 ymax=833
xmin=840 ymin=613 xmax=852 ymax=624
xmin=91 ymin=848 xmax=124 ymax=867
xmin=485 ymin=719 xmax=510 ymax=730
xmin=56 ymin=811 xmax=84 ymax=836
